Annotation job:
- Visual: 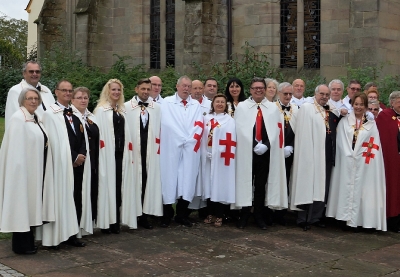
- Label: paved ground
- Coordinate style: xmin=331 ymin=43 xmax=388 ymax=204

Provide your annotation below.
xmin=0 ymin=213 xmax=399 ymax=277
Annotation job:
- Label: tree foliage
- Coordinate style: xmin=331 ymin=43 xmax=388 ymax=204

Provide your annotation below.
xmin=0 ymin=16 xmax=27 ymax=68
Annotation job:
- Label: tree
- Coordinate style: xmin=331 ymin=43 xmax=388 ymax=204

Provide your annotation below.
xmin=0 ymin=15 xmax=27 ymax=67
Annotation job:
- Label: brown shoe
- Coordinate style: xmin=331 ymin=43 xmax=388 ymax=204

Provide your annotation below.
xmin=204 ymin=215 xmax=214 ymax=224
xmin=214 ymin=218 xmax=223 ymax=227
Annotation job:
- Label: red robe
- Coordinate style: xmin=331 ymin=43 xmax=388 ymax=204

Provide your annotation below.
xmin=376 ymin=108 xmax=400 ymax=218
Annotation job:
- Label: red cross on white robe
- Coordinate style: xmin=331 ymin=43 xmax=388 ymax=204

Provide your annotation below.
xmin=193 ymin=121 xmax=204 ymax=152
xmin=219 ymin=132 xmax=236 ymax=166
xmin=155 ymin=137 xmax=160 ymax=154
xmin=362 ymin=137 xmax=379 ymax=164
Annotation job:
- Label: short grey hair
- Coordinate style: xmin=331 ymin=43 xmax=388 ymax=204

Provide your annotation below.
xmin=328 ymin=79 xmax=344 ymax=91
xmin=18 ymin=87 xmax=42 ymax=107
xmin=314 ymin=84 xmax=330 ymax=95
xmin=389 ymin=91 xmax=400 ymax=106
xmin=265 ymin=78 xmax=279 ymax=90
xmin=176 ymin=75 xmax=191 ymax=85
xmin=22 ymin=61 xmax=42 ymax=73
xmin=278 ymin=82 xmax=292 ymax=92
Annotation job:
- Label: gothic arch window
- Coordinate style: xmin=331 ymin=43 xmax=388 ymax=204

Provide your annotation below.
xmin=280 ymin=0 xmax=320 ymax=69
xmin=150 ymin=0 xmax=175 ymax=69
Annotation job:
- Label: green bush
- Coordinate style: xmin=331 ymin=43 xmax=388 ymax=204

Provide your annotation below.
xmin=1 ymin=42 xmax=399 ymax=116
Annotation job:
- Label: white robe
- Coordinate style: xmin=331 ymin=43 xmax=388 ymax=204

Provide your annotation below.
xmin=5 ymin=79 xmax=55 ymax=127
xmin=94 ymin=104 xmax=139 ymax=229
xmin=234 ymin=98 xmax=288 ymax=209
xmin=326 ymin=112 xmax=386 ymax=230
xmin=124 ymin=98 xmax=163 ymax=216
xmin=290 ymin=102 xmax=339 ymax=210
xmin=201 ymin=113 xmax=236 ymax=204
xmin=342 ymin=95 xmax=353 ymax=111
xmin=290 ymin=96 xmax=306 ymax=107
xmin=0 ymin=107 xmax=55 ymax=232
xmin=41 ymin=104 xmax=92 ymax=246
xmin=160 ymin=94 xmax=203 ymax=204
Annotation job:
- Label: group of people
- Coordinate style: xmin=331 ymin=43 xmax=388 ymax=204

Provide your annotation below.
xmin=0 ymin=61 xmax=399 ymax=256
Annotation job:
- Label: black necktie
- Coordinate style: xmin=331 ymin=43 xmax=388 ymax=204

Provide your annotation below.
xmin=322 ymin=105 xmax=330 ymax=110
xmin=36 ymin=85 xmax=41 ymax=92
xmin=281 ymin=105 xmax=290 ymax=111
xmin=138 ymin=101 xmax=149 ymax=107
xmin=64 ymin=107 xmax=73 ymax=116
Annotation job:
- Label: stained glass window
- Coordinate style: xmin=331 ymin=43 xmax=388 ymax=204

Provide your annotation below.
xmin=150 ymin=0 xmax=161 ymax=69
xmin=165 ymin=0 xmax=175 ymax=67
xmin=280 ymin=0 xmax=297 ymax=68
xmin=304 ymin=0 xmax=320 ymax=68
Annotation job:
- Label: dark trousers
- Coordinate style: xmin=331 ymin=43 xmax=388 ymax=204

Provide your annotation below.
xmin=73 ymin=169 xmax=83 ymax=225
xmin=252 ymin=152 xmax=270 ymax=220
xmin=274 ymin=155 xmax=294 ymax=220
xmin=12 ymin=228 xmax=35 ymax=253
xmin=206 ymin=199 xmax=226 ymax=219
xmin=114 ymin=151 xmax=123 ymax=226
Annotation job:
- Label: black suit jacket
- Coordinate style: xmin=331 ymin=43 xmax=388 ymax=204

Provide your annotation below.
xmin=325 ymin=111 xmax=342 ymax=166
xmin=64 ymin=113 xmax=86 ymax=172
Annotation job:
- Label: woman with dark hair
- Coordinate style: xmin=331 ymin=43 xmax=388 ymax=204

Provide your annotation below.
xmin=201 ymin=94 xmax=236 ymax=227
xmin=326 ymin=92 xmax=386 ymax=231
xmin=0 ymin=88 xmax=54 ymax=254
xmin=224 ymin=78 xmax=246 ymax=117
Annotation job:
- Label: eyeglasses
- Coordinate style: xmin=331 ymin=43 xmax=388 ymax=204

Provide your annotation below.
xmin=250 ymin=87 xmax=266 ymax=91
xmin=27 ymin=70 xmax=41 ymax=74
xmin=368 ymin=96 xmax=378 ymax=99
xmin=25 ymin=97 xmax=39 ymax=102
xmin=73 ymin=97 xmax=89 ymax=100
xmin=368 ymin=108 xmax=379 ymax=111
xmin=282 ymin=93 xmax=293 ymax=96
xmin=349 ymin=87 xmax=361 ymax=91
xmin=57 ymin=89 xmax=74 ymax=93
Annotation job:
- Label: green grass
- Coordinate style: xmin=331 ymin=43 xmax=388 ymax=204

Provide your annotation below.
xmin=0 ymin=117 xmax=4 ymax=143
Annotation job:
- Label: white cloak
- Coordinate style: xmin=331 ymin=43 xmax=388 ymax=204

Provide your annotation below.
xmin=94 ymin=104 xmax=139 ymax=229
xmin=41 ymin=104 xmax=92 ymax=246
xmin=290 ymin=102 xmax=339 ymax=210
xmin=124 ymin=98 xmax=163 ymax=216
xmin=326 ymin=112 xmax=386 ymax=230
xmin=160 ymin=94 xmax=204 ymax=204
xmin=201 ymin=113 xmax=236 ymax=204
xmin=0 ymin=107 xmax=55 ymax=232
xmin=234 ymin=98 xmax=288 ymax=209
xmin=5 ymin=79 xmax=55 ymax=127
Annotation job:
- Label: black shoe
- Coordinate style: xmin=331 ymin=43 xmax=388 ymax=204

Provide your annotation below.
xmin=312 ymin=221 xmax=326 ymax=228
xmin=237 ymin=217 xmax=248 ymax=229
xmin=110 ymin=224 xmax=120 ymax=234
xmin=298 ymin=222 xmax=310 ymax=231
xmin=49 ymin=245 xmax=60 ymax=250
xmin=14 ymin=248 xmax=37 ymax=255
xmin=139 ymin=219 xmax=153 ymax=229
xmin=175 ymin=217 xmax=192 ymax=227
xmin=256 ymin=219 xmax=267 ymax=230
xmin=160 ymin=217 xmax=170 ymax=228
xmin=67 ymin=238 xmax=86 ymax=247
xmin=101 ymin=228 xmax=111 ymax=234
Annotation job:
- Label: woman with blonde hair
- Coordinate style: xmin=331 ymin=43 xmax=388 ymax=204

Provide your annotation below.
xmin=94 ymin=79 xmax=138 ymax=234
xmin=265 ymin=78 xmax=279 ymax=102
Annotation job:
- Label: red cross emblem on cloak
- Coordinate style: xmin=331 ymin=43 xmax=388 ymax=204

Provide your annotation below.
xmin=100 ymin=140 xmax=105 ymax=149
xmin=219 ymin=133 xmax=236 ymax=166
xmin=278 ymin=122 xmax=283 ymax=148
xmin=155 ymin=137 xmax=160 ymax=154
xmin=193 ymin=121 xmax=204 ymax=152
xmin=362 ymin=137 xmax=379 ymax=164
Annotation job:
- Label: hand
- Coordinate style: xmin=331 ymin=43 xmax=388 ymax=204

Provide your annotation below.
xmin=284 ymin=146 xmax=294 ymax=158
xmin=366 ymin=111 xmax=375 ymax=121
xmin=253 ymin=142 xmax=268 ymax=155
xmin=74 ymin=154 xmax=86 ymax=166
xmin=206 ymin=152 xmax=212 ymax=159
xmin=340 ymin=108 xmax=348 ymax=116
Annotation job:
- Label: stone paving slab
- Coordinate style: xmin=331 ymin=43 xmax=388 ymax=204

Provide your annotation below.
xmin=0 ymin=214 xmax=399 ymax=277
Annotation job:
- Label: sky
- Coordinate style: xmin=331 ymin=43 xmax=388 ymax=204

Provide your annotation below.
xmin=0 ymin=0 xmax=29 ymax=20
